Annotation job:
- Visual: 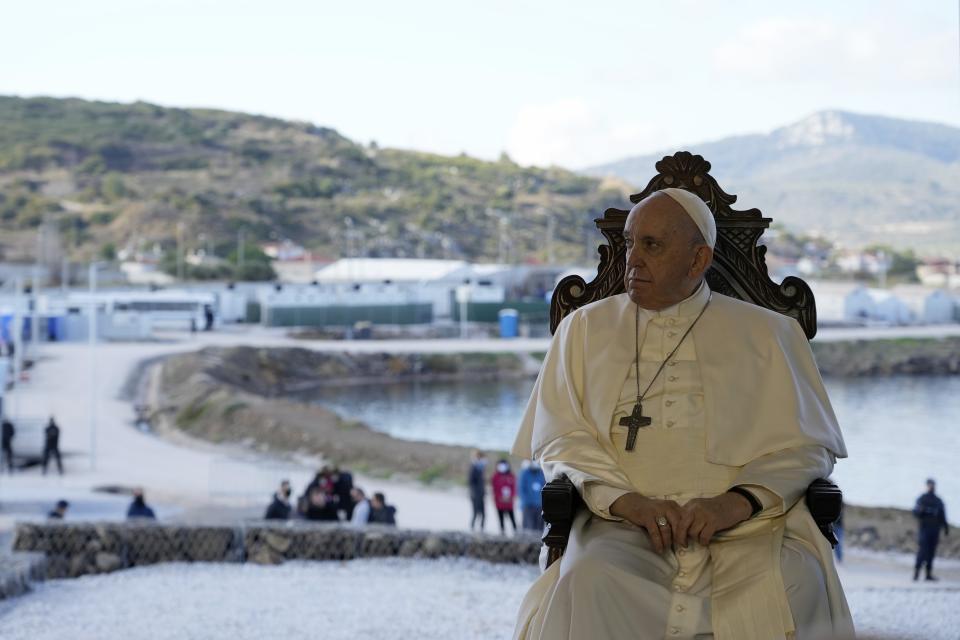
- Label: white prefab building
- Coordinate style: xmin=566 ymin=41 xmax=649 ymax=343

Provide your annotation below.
xmin=52 ymin=290 xmax=216 ymax=340
xmin=312 ymin=259 xmax=507 ymax=320
xmin=314 ymin=259 xmax=470 ymax=285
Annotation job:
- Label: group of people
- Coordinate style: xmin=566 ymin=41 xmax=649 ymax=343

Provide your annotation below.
xmin=2 ymin=415 xmax=63 ymax=475
xmin=468 ymin=450 xmax=545 ymax=535
xmin=264 ymin=466 xmax=397 ymax=526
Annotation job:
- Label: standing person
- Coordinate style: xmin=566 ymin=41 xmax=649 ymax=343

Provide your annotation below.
xmin=126 ymin=488 xmax=157 ymax=519
xmin=350 ymin=487 xmax=370 ymax=526
xmin=42 ymin=417 xmax=63 ymax=475
xmin=299 ymin=467 xmax=334 ymax=515
xmin=518 ymin=459 xmax=545 ymax=531
xmin=492 ymin=459 xmax=517 ymax=535
xmin=1 ymin=417 xmax=14 ymax=474
xmin=913 ymin=478 xmax=949 ymax=581
xmin=48 ymin=499 xmax=69 ymax=519
xmin=264 ymin=480 xmax=293 ymax=520
xmin=333 ymin=467 xmax=355 ymax=520
xmin=303 ymin=487 xmax=339 ymax=521
xmin=203 ymin=304 xmax=214 ymax=331
xmin=468 ymin=450 xmax=487 ymax=531
xmin=369 ymin=492 xmax=397 ymax=526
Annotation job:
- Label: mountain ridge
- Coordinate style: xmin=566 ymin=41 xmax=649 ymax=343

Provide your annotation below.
xmin=585 ymin=110 xmax=960 ymax=254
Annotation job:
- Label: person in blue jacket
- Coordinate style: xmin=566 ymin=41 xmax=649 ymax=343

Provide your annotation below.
xmin=127 ymin=488 xmax=157 ymax=520
xmin=518 ymin=459 xmax=545 ymax=531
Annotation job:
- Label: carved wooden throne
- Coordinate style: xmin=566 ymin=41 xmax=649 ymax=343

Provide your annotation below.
xmin=540 ymin=151 xmax=842 ymax=568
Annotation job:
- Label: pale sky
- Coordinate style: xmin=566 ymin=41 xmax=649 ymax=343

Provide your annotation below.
xmin=2 ymin=0 xmax=958 ymax=168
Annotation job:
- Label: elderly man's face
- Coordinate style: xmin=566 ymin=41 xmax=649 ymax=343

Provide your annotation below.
xmin=623 ymin=193 xmax=712 ymax=310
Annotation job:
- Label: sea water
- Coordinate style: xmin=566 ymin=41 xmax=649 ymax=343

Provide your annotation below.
xmin=312 ymin=375 xmax=960 ymax=509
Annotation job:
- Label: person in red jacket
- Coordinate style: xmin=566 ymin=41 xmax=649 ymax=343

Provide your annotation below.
xmin=491 ymin=459 xmax=517 ymax=535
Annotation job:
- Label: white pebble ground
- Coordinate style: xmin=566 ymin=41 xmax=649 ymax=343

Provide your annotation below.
xmin=1 ymin=555 xmax=958 ymax=640
xmin=0 ymin=558 xmax=539 ymax=640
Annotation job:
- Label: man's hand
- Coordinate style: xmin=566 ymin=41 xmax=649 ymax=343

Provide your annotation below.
xmin=675 ymin=493 xmax=754 ymax=548
xmin=610 ymin=492 xmax=683 ymax=554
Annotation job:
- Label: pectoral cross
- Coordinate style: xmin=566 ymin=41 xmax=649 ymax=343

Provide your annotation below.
xmin=619 ymin=402 xmax=652 ymax=451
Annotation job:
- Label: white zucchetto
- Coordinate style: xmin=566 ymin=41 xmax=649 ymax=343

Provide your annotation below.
xmin=656 ymin=188 xmax=717 ymax=249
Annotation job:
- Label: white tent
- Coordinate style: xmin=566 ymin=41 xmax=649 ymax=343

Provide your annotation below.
xmin=843 ymin=286 xmax=914 ymax=325
xmin=922 ymin=290 xmax=957 ymax=324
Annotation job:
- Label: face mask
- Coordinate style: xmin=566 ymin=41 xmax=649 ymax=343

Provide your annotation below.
xmin=497 ymin=463 xmax=509 ymax=473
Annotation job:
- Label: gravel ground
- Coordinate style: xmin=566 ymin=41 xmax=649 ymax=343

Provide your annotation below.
xmin=0 ymin=558 xmax=538 ymax=640
xmin=0 ymin=554 xmax=958 ymax=640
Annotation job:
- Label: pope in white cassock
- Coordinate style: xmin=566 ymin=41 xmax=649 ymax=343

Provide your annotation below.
xmin=512 ymin=189 xmax=855 ymax=640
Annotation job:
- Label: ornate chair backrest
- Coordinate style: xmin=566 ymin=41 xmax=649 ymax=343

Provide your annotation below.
xmin=550 ymin=151 xmax=817 ymax=338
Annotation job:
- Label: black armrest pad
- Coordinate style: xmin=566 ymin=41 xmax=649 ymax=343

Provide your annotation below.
xmin=541 ymin=475 xmax=582 ymax=551
xmin=805 ymin=479 xmax=843 ymax=524
xmin=805 ymin=478 xmax=843 ymax=547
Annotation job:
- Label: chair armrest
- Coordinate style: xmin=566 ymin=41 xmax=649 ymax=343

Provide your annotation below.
xmin=804 ymin=478 xmax=842 ymax=548
xmin=541 ymin=474 xmax=582 ymax=567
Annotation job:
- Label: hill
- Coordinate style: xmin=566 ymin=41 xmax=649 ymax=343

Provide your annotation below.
xmin=0 ymin=96 xmax=630 ymax=269
xmin=585 ymin=111 xmax=960 ymax=255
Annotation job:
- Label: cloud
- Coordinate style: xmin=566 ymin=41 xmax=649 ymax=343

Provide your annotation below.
xmin=712 ymin=17 xmax=954 ymax=88
xmin=505 ymin=99 xmax=669 ymax=169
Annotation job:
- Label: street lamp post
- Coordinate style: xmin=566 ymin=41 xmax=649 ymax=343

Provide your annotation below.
xmin=88 ymin=262 xmax=99 ymax=471
xmin=456 ymin=281 xmax=471 ymax=339
xmin=11 ymin=277 xmax=23 ymax=420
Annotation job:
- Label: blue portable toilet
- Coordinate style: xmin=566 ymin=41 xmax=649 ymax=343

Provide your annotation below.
xmin=47 ymin=316 xmax=65 ymax=342
xmin=498 ymin=308 xmax=519 ymax=338
xmin=0 ymin=315 xmax=11 ymax=343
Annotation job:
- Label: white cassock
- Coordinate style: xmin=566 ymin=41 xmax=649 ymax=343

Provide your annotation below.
xmin=512 ymin=282 xmax=855 ymax=640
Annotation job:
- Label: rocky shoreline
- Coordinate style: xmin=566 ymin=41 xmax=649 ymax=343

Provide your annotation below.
xmin=811 ymin=337 xmax=960 ymax=376
xmin=150 ymin=347 xmax=532 ymax=485
xmin=844 ymin=504 xmax=957 ymax=559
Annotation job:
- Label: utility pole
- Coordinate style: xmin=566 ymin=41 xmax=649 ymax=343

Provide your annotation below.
xmin=33 ymin=230 xmax=41 ymax=356
xmin=547 ymin=215 xmax=556 ymax=264
xmin=237 ymin=228 xmax=246 ymax=278
xmin=88 ymin=263 xmax=99 ymax=471
xmin=11 ymin=277 xmax=23 ymax=420
xmin=498 ymin=215 xmax=507 ymax=264
xmin=30 ymin=265 xmax=39 ymax=360
xmin=176 ymin=222 xmax=185 ymax=282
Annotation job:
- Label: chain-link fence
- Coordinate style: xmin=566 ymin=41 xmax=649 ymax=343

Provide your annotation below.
xmin=13 ymin=521 xmax=542 ymax=580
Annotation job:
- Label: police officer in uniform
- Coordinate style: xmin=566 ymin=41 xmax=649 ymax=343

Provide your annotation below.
xmin=913 ymin=478 xmax=949 ymax=581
